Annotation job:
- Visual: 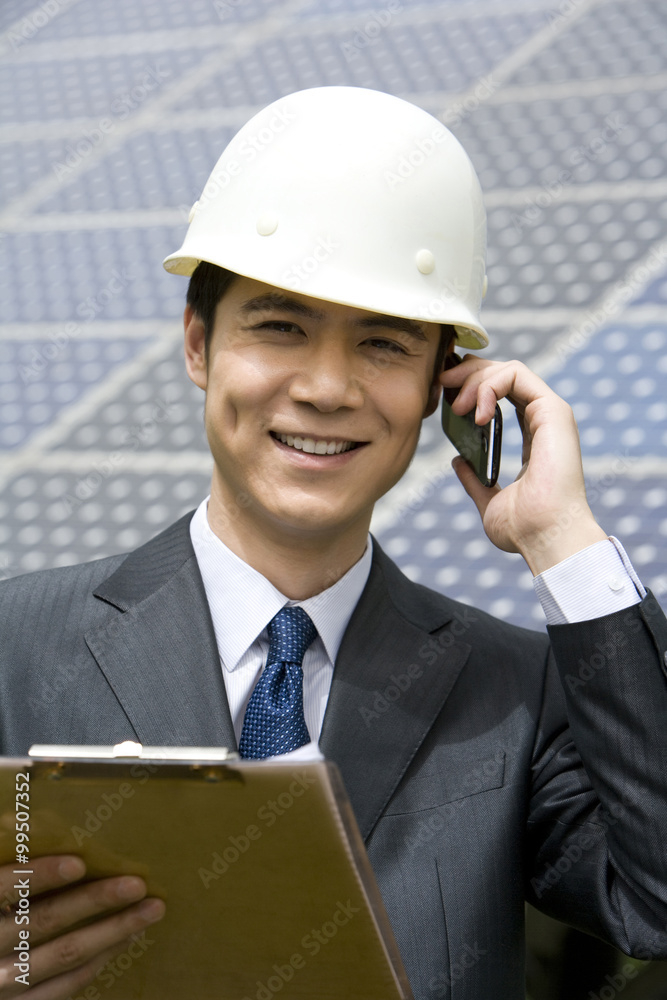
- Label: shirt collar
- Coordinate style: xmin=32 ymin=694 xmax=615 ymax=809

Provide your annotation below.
xmin=189 ymin=498 xmax=373 ymax=670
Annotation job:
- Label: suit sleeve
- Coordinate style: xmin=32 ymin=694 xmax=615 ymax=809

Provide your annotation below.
xmin=525 ymin=591 xmax=667 ymax=959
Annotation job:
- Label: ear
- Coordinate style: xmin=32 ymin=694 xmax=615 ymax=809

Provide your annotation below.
xmin=423 ymin=338 xmax=455 ymax=417
xmin=423 ymin=379 xmax=442 ymax=418
xmin=183 ymin=304 xmax=208 ymax=391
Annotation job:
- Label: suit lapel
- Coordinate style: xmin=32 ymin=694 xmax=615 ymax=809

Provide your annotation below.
xmin=83 ymin=519 xmax=469 ymax=835
xmin=86 ymin=514 xmax=237 ymax=751
xmin=320 ymin=543 xmax=471 ymax=841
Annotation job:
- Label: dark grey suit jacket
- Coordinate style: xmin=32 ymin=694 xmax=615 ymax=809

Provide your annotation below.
xmin=2 ymin=512 xmax=667 ymax=999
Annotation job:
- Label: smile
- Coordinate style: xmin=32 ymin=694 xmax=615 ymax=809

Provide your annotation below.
xmin=272 ymin=432 xmax=360 ymax=455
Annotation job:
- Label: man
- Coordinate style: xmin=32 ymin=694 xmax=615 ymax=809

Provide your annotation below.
xmin=0 ymin=87 xmax=666 ymax=1000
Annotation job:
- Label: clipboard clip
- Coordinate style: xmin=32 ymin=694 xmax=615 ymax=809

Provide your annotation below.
xmin=29 ymin=742 xmax=240 ymax=762
xmin=113 ymin=741 xmax=144 ymax=757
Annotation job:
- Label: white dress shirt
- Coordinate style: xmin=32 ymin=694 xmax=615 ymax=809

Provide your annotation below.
xmin=190 ymin=498 xmax=645 ymax=742
xmin=189 ymin=499 xmax=372 ymax=743
xmin=534 ymin=536 xmax=644 ymax=624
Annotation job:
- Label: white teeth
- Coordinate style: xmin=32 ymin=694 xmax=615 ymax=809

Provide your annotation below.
xmin=276 ymin=433 xmax=354 ymax=455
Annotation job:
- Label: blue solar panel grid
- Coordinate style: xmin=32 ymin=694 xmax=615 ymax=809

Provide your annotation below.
xmin=0 ymin=49 xmax=211 ymax=126
xmin=0 ymin=0 xmax=665 ymax=639
xmin=170 ymin=10 xmax=548 ymax=110
xmin=506 ymin=0 xmax=667 ymax=84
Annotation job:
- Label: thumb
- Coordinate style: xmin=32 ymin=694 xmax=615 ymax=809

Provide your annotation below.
xmin=451 ymin=456 xmax=500 ymax=521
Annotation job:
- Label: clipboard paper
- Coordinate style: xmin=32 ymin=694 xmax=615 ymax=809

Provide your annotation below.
xmin=0 ymin=750 xmax=414 ymax=1000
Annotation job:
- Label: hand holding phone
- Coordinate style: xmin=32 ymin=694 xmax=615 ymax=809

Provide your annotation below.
xmin=441 ymin=353 xmax=502 ymax=488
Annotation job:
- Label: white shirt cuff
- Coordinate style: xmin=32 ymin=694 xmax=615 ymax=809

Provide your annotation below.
xmin=533 ymin=537 xmax=646 ymax=625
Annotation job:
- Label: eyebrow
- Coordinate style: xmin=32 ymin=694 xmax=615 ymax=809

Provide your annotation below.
xmin=239 ymin=295 xmax=428 ymax=342
xmin=239 ymin=295 xmax=326 ymax=321
xmin=356 ymin=314 xmax=428 ymax=342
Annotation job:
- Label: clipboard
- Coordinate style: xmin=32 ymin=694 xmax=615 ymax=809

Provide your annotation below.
xmin=1 ymin=744 xmax=414 ymax=1000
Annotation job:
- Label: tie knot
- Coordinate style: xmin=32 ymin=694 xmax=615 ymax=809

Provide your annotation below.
xmin=267 ymin=606 xmax=317 ymax=665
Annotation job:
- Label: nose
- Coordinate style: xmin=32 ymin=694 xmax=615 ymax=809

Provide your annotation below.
xmin=288 ymin=338 xmax=365 ymax=412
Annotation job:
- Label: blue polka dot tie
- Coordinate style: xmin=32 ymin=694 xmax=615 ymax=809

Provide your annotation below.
xmin=239 ymin=606 xmax=317 ymax=759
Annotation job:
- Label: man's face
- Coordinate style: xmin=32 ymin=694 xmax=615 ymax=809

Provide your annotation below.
xmin=185 ymin=277 xmax=444 ymax=547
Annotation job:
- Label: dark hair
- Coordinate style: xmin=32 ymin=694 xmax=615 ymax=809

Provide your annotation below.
xmin=186 ymin=260 xmax=456 ymax=374
xmin=186 ymin=261 xmax=238 ymax=358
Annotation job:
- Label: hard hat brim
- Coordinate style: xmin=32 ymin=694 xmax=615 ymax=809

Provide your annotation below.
xmin=163 ymin=250 xmax=489 ymax=350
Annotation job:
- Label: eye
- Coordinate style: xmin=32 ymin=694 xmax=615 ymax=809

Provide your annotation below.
xmin=257 ymin=320 xmax=303 ymax=335
xmin=365 ymin=337 xmax=408 ymax=354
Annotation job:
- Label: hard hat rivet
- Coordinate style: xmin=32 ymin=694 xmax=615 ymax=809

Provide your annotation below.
xmin=256 ymin=214 xmax=279 ymax=236
xmin=416 ymin=249 xmax=435 ymax=275
xmin=188 ymin=201 xmax=199 ymax=224
xmin=482 ymin=274 xmax=488 ymax=299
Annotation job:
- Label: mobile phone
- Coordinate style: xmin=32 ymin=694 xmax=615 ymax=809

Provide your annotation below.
xmin=441 ymin=354 xmax=502 ymax=488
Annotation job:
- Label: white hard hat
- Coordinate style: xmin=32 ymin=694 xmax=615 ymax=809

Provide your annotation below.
xmin=164 ymin=86 xmax=489 ymax=349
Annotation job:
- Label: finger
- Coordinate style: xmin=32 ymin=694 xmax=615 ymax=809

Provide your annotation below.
xmin=451 ymin=456 xmax=500 ymax=520
xmin=0 ymin=936 xmax=141 ymax=1000
xmin=513 ymin=408 xmax=533 ymax=467
xmin=440 ymin=359 xmax=505 ymax=422
xmin=459 ymin=364 xmax=522 ymax=424
xmin=439 ymin=353 xmax=493 ymax=382
xmin=26 ymin=875 xmax=149 ymax=947
xmin=0 ymin=897 xmax=165 ymax=995
xmin=439 ymin=355 xmax=487 ymax=394
xmin=445 ymin=360 xmax=552 ymax=425
xmin=0 ymin=857 xmax=85 ymax=912
xmin=0 ymin=857 xmax=87 ymax=940
xmin=0 ymin=859 xmax=86 ymax=947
